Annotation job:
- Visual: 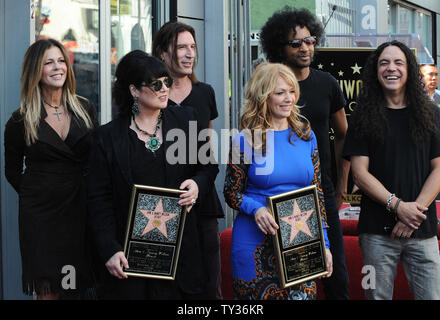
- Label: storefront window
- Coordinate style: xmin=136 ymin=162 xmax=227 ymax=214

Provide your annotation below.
xmin=388 ymin=2 xmax=434 ymax=63
xmin=388 ymin=3 xmax=396 ymax=34
xmin=35 ymin=0 xmax=100 ymax=116
xmin=415 ymin=11 xmax=432 ymax=55
xmin=111 ymin=0 xmax=153 ymax=118
xmin=397 ymin=5 xmax=412 ymax=34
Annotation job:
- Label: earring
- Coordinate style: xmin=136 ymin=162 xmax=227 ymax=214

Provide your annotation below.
xmin=132 ymin=96 xmax=140 ymax=115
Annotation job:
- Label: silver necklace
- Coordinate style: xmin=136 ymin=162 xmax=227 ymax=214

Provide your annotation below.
xmin=133 ymin=111 xmax=163 ymax=152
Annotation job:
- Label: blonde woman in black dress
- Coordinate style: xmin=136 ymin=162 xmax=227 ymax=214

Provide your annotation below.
xmin=4 ymin=38 xmax=97 ymax=299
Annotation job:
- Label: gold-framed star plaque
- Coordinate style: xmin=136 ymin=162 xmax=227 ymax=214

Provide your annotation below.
xmin=123 ymin=185 xmax=187 ymax=280
xmin=266 ymin=185 xmax=329 ymax=288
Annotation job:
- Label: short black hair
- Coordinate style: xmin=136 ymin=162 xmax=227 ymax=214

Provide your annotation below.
xmin=112 ymin=50 xmax=169 ymax=116
xmin=260 ymin=7 xmax=324 ymax=63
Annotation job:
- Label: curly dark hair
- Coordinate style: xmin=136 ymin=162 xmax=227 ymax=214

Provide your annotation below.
xmin=350 ymin=40 xmax=439 ymax=145
xmin=260 ymin=7 xmax=324 ymax=63
xmin=112 ymin=50 xmax=169 ymax=116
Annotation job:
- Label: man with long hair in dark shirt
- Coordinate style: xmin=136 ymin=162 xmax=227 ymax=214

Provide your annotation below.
xmin=344 ymin=41 xmax=440 ymax=299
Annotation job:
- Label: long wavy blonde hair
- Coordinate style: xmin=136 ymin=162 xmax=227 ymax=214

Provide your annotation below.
xmin=240 ymin=62 xmax=311 ymax=151
xmin=20 ymin=38 xmax=93 ymax=145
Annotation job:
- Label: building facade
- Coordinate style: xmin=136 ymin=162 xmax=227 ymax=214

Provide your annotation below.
xmin=1 ymin=0 xmax=439 ymax=299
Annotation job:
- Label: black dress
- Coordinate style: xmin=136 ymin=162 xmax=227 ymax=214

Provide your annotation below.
xmin=87 ymin=106 xmax=219 ymax=299
xmin=92 ymin=130 xmax=178 ymax=299
xmin=4 ymin=97 xmax=98 ymax=296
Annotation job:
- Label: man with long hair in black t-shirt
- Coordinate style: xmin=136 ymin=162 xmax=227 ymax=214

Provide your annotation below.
xmin=260 ymin=7 xmax=350 ymax=300
xmin=152 ymin=21 xmax=224 ymax=300
xmin=343 ymin=41 xmax=440 ymax=300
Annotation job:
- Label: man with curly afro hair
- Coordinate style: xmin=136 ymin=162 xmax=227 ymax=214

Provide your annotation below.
xmin=260 ymin=7 xmax=350 ymax=300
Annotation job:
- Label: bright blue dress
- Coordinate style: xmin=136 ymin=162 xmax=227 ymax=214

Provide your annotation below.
xmin=224 ymin=128 xmax=329 ymax=300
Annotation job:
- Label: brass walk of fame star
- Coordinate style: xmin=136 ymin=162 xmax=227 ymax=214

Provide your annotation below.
xmin=140 ymin=198 xmax=178 ymax=239
xmin=280 ymin=199 xmax=314 ymax=244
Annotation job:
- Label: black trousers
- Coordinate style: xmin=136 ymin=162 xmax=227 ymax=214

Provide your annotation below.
xmin=198 ymin=216 xmax=222 ymax=300
xmin=321 ymin=194 xmax=350 ymax=300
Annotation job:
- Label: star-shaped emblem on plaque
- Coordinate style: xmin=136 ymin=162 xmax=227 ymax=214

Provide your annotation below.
xmin=351 ymin=62 xmax=362 ymax=74
xmin=280 ymin=199 xmax=314 ymax=244
xmin=140 ymin=198 xmax=178 ymax=239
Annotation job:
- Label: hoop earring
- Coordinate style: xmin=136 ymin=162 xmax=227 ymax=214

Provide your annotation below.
xmin=132 ymin=96 xmax=140 ymax=115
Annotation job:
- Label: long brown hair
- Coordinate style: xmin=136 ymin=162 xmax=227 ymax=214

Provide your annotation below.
xmin=240 ymin=62 xmax=311 ymax=151
xmin=20 ymin=38 xmax=93 ymax=145
xmin=152 ymin=21 xmax=198 ymax=84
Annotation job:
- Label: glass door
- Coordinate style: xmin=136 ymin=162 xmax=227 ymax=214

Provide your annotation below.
xmin=110 ymin=0 xmax=154 ymax=118
xmin=34 ymin=0 xmax=156 ymax=122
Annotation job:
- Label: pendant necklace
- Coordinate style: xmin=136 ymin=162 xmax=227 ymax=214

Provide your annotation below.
xmin=43 ymin=100 xmax=63 ymax=121
xmin=133 ymin=111 xmax=163 ymax=152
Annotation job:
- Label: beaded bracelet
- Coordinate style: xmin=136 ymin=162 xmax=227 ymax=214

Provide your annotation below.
xmin=386 ymin=193 xmax=396 ymax=212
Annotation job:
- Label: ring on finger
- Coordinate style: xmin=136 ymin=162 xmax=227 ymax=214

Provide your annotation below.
xmin=191 ymin=198 xmax=196 ymax=205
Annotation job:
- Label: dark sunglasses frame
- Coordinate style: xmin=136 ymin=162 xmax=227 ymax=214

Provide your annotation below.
xmin=142 ymin=77 xmax=173 ymax=92
xmin=286 ymin=36 xmax=317 ymax=48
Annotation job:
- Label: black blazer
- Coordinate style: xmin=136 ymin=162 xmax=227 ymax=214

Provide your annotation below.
xmin=5 ymin=96 xmax=98 ymax=192
xmin=87 ymin=105 xmax=218 ymax=294
xmin=4 ymin=96 xmax=98 ymax=291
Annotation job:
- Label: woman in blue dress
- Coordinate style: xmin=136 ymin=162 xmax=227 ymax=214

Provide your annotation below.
xmin=224 ymin=63 xmax=333 ymax=300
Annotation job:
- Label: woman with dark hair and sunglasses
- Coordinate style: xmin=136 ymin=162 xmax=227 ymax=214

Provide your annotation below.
xmin=87 ymin=50 xmax=219 ymax=299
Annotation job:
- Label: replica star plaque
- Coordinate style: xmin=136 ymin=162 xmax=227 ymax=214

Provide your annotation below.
xmin=266 ymin=185 xmax=329 ymax=288
xmin=123 ymin=185 xmax=187 ymax=280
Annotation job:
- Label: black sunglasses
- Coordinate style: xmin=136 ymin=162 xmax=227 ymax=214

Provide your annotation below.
xmin=142 ymin=77 xmax=173 ymax=92
xmin=286 ymin=36 xmax=316 ymax=48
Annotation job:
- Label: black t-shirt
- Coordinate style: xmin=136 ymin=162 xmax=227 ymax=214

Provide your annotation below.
xmin=168 ymin=81 xmax=224 ymax=218
xmin=343 ymin=107 xmax=440 ymax=238
xmin=168 ymin=81 xmax=219 ymax=130
xmin=298 ymin=68 xmax=346 ymax=196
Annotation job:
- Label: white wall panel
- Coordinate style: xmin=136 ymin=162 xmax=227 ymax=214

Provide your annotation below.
xmin=177 ymin=0 xmax=204 ymax=19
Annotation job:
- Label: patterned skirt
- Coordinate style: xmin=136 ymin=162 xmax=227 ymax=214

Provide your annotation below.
xmin=232 ymin=236 xmax=316 ymax=300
